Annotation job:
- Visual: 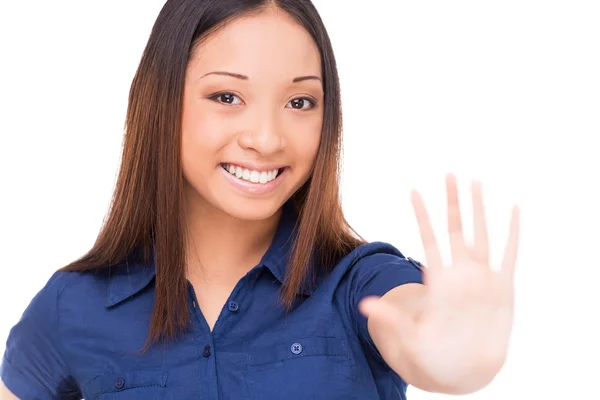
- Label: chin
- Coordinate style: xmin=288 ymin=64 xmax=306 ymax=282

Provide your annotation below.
xmin=215 ymin=196 xmax=285 ymax=222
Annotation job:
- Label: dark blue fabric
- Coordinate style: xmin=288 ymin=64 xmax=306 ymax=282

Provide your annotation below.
xmin=1 ymin=206 xmax=423 ymax=399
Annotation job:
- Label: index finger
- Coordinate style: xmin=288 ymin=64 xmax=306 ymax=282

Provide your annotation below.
xmin=411 ymin=189 xmax=444 ymax=270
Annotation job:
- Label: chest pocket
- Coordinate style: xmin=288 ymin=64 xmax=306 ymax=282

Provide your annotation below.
xmin=245 ymin=336 xmax=356 ymax=400
xmin=86 ymin=370 xmax=169 ymax=400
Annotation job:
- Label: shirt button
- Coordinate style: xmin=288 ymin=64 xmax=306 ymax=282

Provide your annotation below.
xmin=228 ymin=301 xmax=239 ymax=312
xmin=114 ymin=377 xmax=125 ymax=389
xmin=291 ymin=342 xmax=303 ymax=355
xmin=202 ymin=345 xmax=211 ymax=357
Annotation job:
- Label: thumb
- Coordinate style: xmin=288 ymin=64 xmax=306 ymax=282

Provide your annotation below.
xmin=358 ymin=296 xmax=417 ymax=339
xmin=358 ymin=296 xmax=385 ymax=317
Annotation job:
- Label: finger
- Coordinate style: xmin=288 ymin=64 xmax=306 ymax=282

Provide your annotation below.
xmin=501 ymin=205 xmax=520 ymax=279
xmin=411 ymin=189 xmax=444 ymax=270
xmin=446 ymin=174 xmax=469 ymax=264
xmin=358 ymin=296 xmax=417 ymax=340
xmin=472 ymin=180 xmax=490 ymax=265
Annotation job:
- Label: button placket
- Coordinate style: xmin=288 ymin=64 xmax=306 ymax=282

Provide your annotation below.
xmin=228 ymin=300 xmax=239 ymax=312
xmin=202 ymin=344 xmax=211 ymax=357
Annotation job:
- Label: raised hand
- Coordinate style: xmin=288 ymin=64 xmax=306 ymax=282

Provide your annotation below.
xmin=359 ymin=174 xmax=520 ymax=393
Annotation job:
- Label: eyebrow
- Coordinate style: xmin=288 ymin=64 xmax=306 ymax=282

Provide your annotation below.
xmin=293 ymin=75 xmax=321 ymax=83
xmin=199 ymin=71 xmax=322 ymax=83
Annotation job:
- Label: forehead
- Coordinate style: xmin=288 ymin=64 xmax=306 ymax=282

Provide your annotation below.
xmin=187 ymin=9 xmax=321 ymax=81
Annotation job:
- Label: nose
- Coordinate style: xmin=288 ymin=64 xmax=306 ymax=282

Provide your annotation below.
xmin=237 ymin=109 xmax=285 ymax=155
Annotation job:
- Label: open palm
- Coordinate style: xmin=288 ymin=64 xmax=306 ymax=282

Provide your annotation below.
xmin=360 ymin=174 xmax=520 ymax=390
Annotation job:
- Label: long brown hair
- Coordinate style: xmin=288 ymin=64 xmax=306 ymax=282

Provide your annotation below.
xmin=60 ymin=0 xmax=365 ymax=351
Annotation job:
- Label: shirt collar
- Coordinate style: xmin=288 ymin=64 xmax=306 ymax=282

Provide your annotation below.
xmin=258 ymin=201 xmax=316 ymax=296
xmin=105 ymin=201 xmax=313 ymax=308
xmin=105 ymin=245 xmax=156 ymax=308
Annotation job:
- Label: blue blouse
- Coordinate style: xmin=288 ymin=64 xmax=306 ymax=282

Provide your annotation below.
xmin=1 ymin=207 xmax=423 ymax=399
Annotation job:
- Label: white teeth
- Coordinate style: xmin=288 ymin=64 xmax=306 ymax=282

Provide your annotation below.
xmin=259 ymin=171 xmax=268 ymax=184
xmin=223 ymin=164 xmax=282 ymax=184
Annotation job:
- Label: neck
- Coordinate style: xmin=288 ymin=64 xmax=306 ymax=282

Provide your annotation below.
xmin=184 ymin=197 xmax=282 ymax=285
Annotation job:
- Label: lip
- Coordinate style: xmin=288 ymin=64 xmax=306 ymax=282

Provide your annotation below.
xmin=219 ymin=165 xmax=287 ymax=196
xmin=220 ymin=161 xmax=287 ymax=173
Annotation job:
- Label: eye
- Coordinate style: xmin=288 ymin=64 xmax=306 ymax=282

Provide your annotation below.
xmin=209 ymin=92 xmax=243 ymax=106
xmin=286 ymin=97 xmax=317 ymax=110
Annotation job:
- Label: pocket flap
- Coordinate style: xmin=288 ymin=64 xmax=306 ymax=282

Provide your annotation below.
xmin=87 ymin=370 xmax=168 ymax=398
xmin=248 ymin=336 xmax=348 ymax=366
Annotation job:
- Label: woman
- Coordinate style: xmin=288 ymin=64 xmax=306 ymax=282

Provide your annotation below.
xmin=0 ymin=0 xmax=519 ymax=399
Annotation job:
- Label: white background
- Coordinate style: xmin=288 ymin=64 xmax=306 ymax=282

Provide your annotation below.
xmin=1 ymin=1 xmax=599 ymax=398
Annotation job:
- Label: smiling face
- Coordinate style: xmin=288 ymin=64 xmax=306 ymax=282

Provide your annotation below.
xmin=181 ymin=7 xmax=323 ymax=222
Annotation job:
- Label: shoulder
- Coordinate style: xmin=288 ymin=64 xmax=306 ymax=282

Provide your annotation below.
xmin=50 ymin=268 xmax=110 ymax=303
xmin=46 ymin=267 xmax=106 ymax=292
xmin=336 ymin=241 xmax=423 ymax=274
xmin=317 ymin=241 xmax=423 ymax=294
xmin=325 ymin=241 xmax=423 ymax=340
xmin=16 ymin=268 xmax=109 ymax=323
xmin=1 ymin=269 xmax=104 ymax=399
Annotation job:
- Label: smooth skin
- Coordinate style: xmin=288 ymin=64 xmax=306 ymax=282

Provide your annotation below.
xmin=0 ymin=384 xmax=14 ymax=400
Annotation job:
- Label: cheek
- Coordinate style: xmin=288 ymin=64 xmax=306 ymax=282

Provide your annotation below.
xmin=181 ymin=105 xmax=234 ymax=164
xmin=181 ymin=112 xmax=231 ymax=192
xmin=287 ymin=116 xmax=322 ymax=166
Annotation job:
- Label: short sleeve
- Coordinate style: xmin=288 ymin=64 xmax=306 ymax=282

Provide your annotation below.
xmin=346 ymin=252 xmax=424 ymax=364
xmin=0 ymin=271 xmax=79 ymax=400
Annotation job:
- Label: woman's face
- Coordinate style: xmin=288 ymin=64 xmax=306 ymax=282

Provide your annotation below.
xmin=181 ymin=8 xmax=323 ymax=222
